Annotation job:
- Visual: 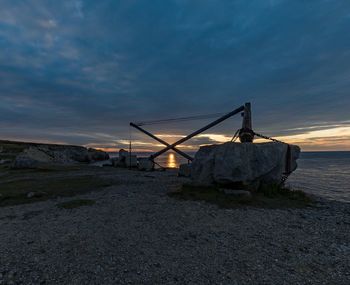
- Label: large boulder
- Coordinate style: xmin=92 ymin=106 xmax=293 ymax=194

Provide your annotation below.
xmin=191 ymin=142 xmax=300 ymax=190
xmin=22 ymin=145 xmax=90 ymax=164
xmin=11 ymin=147 xmax=54 ymax=169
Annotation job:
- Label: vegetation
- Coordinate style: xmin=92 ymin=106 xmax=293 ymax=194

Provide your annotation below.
xmin=169 ymin=183 xmax=313 ymax=209
xmin=0 ymin=167 xmax=112 ymax=207
xmin=56 ymin=199 xmax=95 ymax=209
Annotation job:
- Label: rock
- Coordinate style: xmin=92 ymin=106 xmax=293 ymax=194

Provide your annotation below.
xmin=178 ymin=163 xmax=191 ymax=177
xmin=26 ymin=192 xmax=36 ymax=198
xmin=0 ymin=159 xmax=11 ymax=165
xmin=191 ymin=142 xmax=300 ymax=189
xmin=114 ymin=149 xmax=137 ymax=168
xmin=27 ymin=191 xmax=46 ymax=198
xmin=125 ymin=155 xmax=137 ymax=168
xmin=119 ymin=149 xmax=129 ymax=159
xmin=11 ymin=155 xmax=39 ymax=169
xmin=138 ymin=158 xmax=154 ymax=171
xmin=8 ymin=143 xmax=109 ymax=169
xmin=112 ymin=157 xmax=124 ymax=167
xmin=36 ymin=145 xmax=89 ymax=163
xmin=87 ymin=148 xmax=110 ymax=161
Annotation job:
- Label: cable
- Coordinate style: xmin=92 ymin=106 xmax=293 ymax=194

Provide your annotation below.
xmin=129 ymin=125 xmax=132 ymax=169
xmin=134 ymin=112 xmax=227 ymax=126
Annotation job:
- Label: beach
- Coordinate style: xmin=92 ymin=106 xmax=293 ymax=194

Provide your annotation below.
xmin=0 ymin=166 xmax=349 ymax=284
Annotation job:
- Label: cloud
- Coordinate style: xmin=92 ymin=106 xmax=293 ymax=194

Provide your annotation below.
xmin=0 ymin=0 xmax=349 ymax=150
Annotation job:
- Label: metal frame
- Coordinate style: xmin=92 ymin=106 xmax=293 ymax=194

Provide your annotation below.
xmin=129 ymin=122 xmax=194 ymax=161
xmin=130 ymin=103 xmax=249 ymax=162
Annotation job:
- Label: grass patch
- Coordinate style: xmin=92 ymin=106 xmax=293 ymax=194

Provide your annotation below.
xmin=169 ymin=183 xmax=313 ymax=209
xmin=259 ymin=183 xmax=311 ymax=201
xmin=57 ymin=199 xmax=95 ymax=209
xmin=0 ymin=174 xmax=111 ymax=207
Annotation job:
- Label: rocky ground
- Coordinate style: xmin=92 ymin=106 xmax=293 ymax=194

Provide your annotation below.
xmin=0 ymin=168 xmax=349 ymax=284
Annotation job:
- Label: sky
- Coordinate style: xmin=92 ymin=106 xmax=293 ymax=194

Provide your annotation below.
xmin=0 ymin=0 xmax=349 ymax=152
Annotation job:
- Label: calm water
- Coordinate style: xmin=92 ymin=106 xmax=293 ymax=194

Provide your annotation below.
xmin=155 ymin=151 xmax=350 ymax=203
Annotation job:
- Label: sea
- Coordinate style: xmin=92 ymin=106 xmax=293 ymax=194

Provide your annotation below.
xmin=112 ymin=151 xmax=350 ymax=203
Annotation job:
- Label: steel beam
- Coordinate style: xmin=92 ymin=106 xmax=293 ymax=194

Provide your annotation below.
xmin=150 ymin=105 xmax=245 ymax=160
xmin=129 ymin=122 xmax=194 ymax=161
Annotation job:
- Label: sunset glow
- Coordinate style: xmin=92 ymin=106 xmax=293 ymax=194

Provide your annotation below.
xmin=107 ymin=125 xmax=350 ymax=153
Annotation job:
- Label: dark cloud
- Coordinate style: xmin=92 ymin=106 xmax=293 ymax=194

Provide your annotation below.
xmin=0 ymin=0 xmax=349 ymax=148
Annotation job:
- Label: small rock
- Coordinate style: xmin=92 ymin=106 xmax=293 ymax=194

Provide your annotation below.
xmin=27 ymin=192 xmax=36 ymax=198
xmin=27 ymin=191 xmax=46 ymax=198
xmin=7 ymin=270 xmax=16 ymax=280
xmin=11 ymin=155 xmax=39 ymax=169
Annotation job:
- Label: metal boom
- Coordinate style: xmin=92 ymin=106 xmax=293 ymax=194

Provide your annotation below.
xmin=150 ymin=105 xmax=245 ymax=160
xmin=130 ymin=104 xmax=246 ymax=163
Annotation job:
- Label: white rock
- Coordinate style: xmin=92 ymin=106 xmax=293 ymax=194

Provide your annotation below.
xmin=11 ymin=155 xmax=39 ymax=169
xmin=191 ymin=142 xmax=300 ymax=189
xmin=138 ymin=158 xmax=154 ymax=171
xmin=117 ymin=149 xmax=138 ymax=168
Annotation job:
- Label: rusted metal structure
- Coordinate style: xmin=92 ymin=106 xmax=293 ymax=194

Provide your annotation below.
xmin=130 ymin=102 xmax=253 ymax=164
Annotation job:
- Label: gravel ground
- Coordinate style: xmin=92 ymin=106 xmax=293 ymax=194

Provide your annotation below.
xmin=0 ymin=168 xmax=349 ymax=284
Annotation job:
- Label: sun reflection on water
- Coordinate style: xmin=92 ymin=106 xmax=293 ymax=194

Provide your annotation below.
xmin=167 ymin=152 xmax=177 ymax=168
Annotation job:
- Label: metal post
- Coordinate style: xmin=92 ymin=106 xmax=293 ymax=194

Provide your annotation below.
xmin=151 ymin=105 xmax=245 ymax=160
xmin=239 ymin=102 xmax=254 ymax=143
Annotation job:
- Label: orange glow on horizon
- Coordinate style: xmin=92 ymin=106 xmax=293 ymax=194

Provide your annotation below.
xmin=80 ymin=125 xmax=350 ymax=153
xmin=166 ymin=152 xmax=177 ymax=168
